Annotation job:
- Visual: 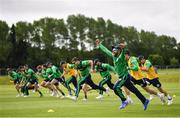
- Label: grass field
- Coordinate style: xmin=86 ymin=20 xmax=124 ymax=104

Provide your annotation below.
xmin=0 ymin=69 xmax=180 ymax=117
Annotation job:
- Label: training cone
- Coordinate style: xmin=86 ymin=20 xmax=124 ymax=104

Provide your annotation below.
xmin=48 ymin=109 xmax=55 ymax=113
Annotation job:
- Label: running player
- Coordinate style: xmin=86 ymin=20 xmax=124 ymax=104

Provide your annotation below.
xmin=47 ymin=62 xmax=66 ymax=98
xmin=125 ymin=51 xmax=165 ymax=104
xmin=138 ymin=56 xmax=173 ymax=105
xmin=61 ymin=61 xmax=78 ymax=97
xmin=24 ymin=64 xmax=43 ymax=97
xmin=36 ymin=65 xmax=53 ymax=93
xmin=7 ymin=68 xmax=21 ymax=97
xmin=96 ymin=39 xmax=149 ymax=110
xmin=70 ymin=57 xmax=108 ymax=100
xmin=94 ymin=59 xmax=115 ymax=99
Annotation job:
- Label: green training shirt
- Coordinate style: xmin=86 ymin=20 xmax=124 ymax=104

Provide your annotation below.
xmin=98 ymin=44 xmax=128 ymax=78
xmin=73 ymin=60 xmax=91 ymax=77
xmin=51 ymin=65 xmax=62 ymax=78
xmin=95 ymin=63 xmax=115 ymax=78
xmin=9 ymin=71 xmax=19 ymax=81
xmin=46 ymin=67 xmax=53 ymax=80
xmin=41 ymin=69 xmax=49 ymax=80
xmin=27 ymin=68 xmax=37 ymax=80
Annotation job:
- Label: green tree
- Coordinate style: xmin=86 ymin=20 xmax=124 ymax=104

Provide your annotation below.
xmin=0 ymin=20 xmax=11 ymax=67
xmin=170 ymin=57 xmax=179 ymax=65
xmin=148 ymin=54 xmax=164 ymax=65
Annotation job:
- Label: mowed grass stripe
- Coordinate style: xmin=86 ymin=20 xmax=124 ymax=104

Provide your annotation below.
xmin=0 ymin=83 xmax=180 ymax=117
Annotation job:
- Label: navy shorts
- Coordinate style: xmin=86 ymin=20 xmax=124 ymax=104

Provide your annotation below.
xmin=29 ymin=79 xmax=38 ymax=85
xmin=145 ymin=78 xmax=162 ymax=88
xmin=44 ymin=79 xmax=50 ymax=82
xmin=14 ymin=79 xmax=20 ymax=85
xmin=130 ymin=76 xmax=147 ymax=87
xmin=55 ymin=77 xmax=65 ymax=84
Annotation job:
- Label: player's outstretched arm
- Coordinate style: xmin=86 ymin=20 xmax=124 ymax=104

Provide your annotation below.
xmin=95 ymin=39 xmax=113 ymax=58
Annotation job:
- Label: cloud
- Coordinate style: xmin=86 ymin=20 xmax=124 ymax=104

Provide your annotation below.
xmin=0 ymin=0 xmax=180 ymax=42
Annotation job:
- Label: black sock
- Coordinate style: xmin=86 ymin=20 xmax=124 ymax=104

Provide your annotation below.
xmin=85 ymin=94 xmax=87 ymax=99
xmin=61 ymin=92 xmax=65 ymax=96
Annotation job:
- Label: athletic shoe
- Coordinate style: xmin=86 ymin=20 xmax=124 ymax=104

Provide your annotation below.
xmin=167 ymin=98 xmax=173 ymax=105
xmin=60 ymin=96 xmax=65 ymax=99
xmin=82 ymin=98 xmax=87 ymax=101
xmin=96 ymin=95 xmax=104 ymax=100
xmin=21 ymin=93 xmax=24 ymax=97
xmin=149 ymin=94 xmax=154 ymax=101
xmin=71 ymin=96 xmax=77 ymax=101
xmin=66 ymin=94 xmax=72 ymax=98
xmin=24 ymin=95 xmax=29 ymax=98
xmin=119 ymin=100 xmax=128 ymax=109
xmin=16 ymin=94 xmax=20 ymax=97
xmin=143 ymin=99 xmax=150 ymax=110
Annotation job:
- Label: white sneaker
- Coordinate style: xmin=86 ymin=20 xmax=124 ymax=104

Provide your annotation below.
xmin=127 ymin=97 xmax=134 ymax=104
xmin=60 ymin=96 xmax=65 ymax=99
xmin=96 ymin=95 xmax=104 ymax=100
xmin=149 ymin=94 xmax=154 ymax=101
xmin=24 ymin=95 xmax=29 ymax=97
xmin=82 ymin=98 xmax=87 ymax=101
xmin=16 ymin=94 xmax=20 ymax=97
xmin=158 ymin=93 xmax=166 ymax=104
xmin=66 ymin=94 xmax=72 ymax=98
xmin=167 ymin=98 xmax=173 ymax=105
xmin=105 ymin=87 xmax=110 ymax=96
xmin=71 ymin=96 xmax=77 ymax=101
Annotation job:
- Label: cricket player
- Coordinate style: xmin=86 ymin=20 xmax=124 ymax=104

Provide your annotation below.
xmin=61 ymin=61 xmax=78 ymax=97
xmin=96 ymin=39 xmax=149 ymax=110
xmin=138 ymin=56 xmax=173 ymax=105
xmin=24 ymin=64 xmax=43 ymax=97
xmin=7 ymin=68 xmax=21 ymax=97
xmin=70 ymin=57 xmax=108 ymax=100
xmin=94 ymin=59 xmax=115 ymax=99
xmin=46 ymin=62 xmax=65 ymax=98
xmin=125 ymin=51 xmax=165 ymax=104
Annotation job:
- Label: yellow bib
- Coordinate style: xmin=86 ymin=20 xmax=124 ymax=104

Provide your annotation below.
xmin=128 ymin=58 xmax=144 ymax=80
xmin=146 ymin=66 xmax=158 ymax=80
xmin=65 ymin=64 xmax=77 ymax=77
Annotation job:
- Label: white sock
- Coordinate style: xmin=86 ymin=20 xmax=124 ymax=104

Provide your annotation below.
xmin=157 ymin=93 xmax=161 ymax=97
xmin=127 ymin=95 xmax=131 ymax=100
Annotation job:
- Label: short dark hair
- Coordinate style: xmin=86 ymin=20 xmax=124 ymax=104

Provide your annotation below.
xmin=94 ymin=59 xmax=100 ymax=64
xmin=43 ymin=64 xmax=47 ymax=68
xmin=112 ymin=45 xmax=121 ymax=51
xmin=24 ymin=64 xmax=28 ymax=67
xmin=45 ymin=62 xmax=52 ymax=66
xmin=138 ymin=55 xmax=145 ymax=60
xmin=60 ymin=61 xmax=66 ymax=65
xmin=7 ymin=68 xmax=12 ymax=72
xmin=71 ymin=57 xmax=80 ymax=63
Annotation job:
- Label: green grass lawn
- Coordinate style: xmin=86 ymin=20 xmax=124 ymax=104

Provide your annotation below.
xmin=0 ymin=69 xmax=180 ymax=117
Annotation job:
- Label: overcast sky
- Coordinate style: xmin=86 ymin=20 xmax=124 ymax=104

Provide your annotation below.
xmin=0 ymin=0 xmax=180 ymax=42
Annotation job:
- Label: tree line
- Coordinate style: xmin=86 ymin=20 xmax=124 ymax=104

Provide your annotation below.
xmin=0 ymin=14 xmax=180 ymax=68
